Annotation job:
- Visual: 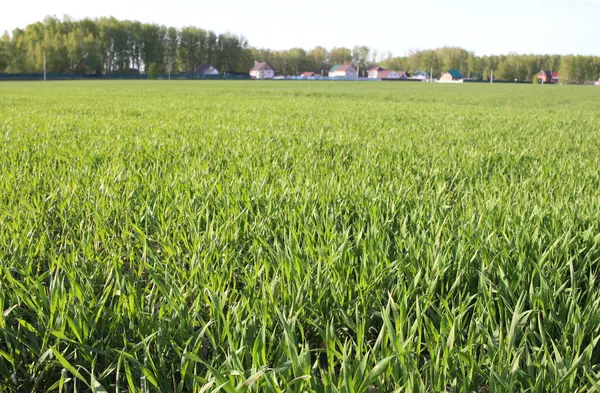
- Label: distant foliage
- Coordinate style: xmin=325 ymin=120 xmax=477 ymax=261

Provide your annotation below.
xmin=532 ymin=75 xmax=539 ymax=84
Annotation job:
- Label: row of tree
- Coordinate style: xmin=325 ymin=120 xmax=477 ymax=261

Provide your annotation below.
xmin=0 ymin=16 xmax=253 ymax=75
xmin=381 ymin=48 xmax=600 ymax=83
xmin=1 ymin=16 xmax=599 ymax=83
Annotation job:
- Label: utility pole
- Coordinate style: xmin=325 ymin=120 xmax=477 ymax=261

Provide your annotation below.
xmin=491 ymin=69 xmax=494 ymax=84
xmin=430 ymin=66 xmax=433 ymax=83
xmin=357 ymin=64 xmax=359 ymax=81
xmin=43 ymin=55 xmax=46 ymax=81
xmin=168 ymin=58 xmax=171 ymax=80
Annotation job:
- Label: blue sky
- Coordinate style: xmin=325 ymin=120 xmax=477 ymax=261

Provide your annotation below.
xmin=1 ymin=0 xmax=598 ymax=56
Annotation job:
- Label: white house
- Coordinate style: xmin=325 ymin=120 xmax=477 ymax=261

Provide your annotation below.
xmin=329 ymin=64 xmax=357 ymax=78
xmin=195 ymin=64 xmax=219 ymax=76
xmin=250 ymin=62 xmax=275 ymax=79
xmin=368 ymin=67 xmax=407 ymax=79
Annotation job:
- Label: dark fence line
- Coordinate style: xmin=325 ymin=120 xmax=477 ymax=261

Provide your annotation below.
xmin=0 ymin=73 xmax=252 ymax=81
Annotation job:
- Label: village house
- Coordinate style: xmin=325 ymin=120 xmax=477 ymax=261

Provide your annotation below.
xmin=439 ymin=70 xmax=463 ymax=82
xmin=379 ymin=70 xmax=407 ymax=79
xmin=367 ymin=67 xmax=385 ymax=78
xmin=301 ymin=72 xmax=316 ymax=78
xmin=195 ymin=64 xmax=219 ymax=76
xmin=250 ymin=62 xmax=275 ymax=79
xmin=329 ymin=64 xmax=357 ymax=78
xmin=369 ymin=67 xmax=407 ymax=79
xmin=367 ymin=67 xmax=407 ymax=79
xmin=537 ymin=70 xmax=558 ymax=84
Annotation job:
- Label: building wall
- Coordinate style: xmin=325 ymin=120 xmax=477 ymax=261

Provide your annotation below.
xmin=537 ymin=72 xmax=549 ymax=83
xmin=440 ymin=73 xmax=453 ymax=81
xmin=251 ymin=69 xmax=275 ymax=79
xmin=330 ymin=68 xmax=357 ymax=78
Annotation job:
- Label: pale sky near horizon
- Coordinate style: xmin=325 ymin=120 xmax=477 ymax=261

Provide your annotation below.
xmin=1 ymin=0 xmax=598 ymax=57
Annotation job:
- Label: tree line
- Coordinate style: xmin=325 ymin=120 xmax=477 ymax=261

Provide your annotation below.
xmin=1 ymin=16 xmax=599 ymax=83
xmin=381 ymin=48 xmax=600 ymax=83
xmin=0 ymin=16 xmax=253 ymax=75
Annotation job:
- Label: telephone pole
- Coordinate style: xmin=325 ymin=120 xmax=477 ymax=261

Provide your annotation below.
xmin=43 ymin=55 xmax=47 ymax=81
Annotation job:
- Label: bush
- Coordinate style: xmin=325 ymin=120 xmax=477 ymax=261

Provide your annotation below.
xmin=532 ymin=75 xmax=539 ymax=84
xmin=148 ymin=63 xmax=159 ymax=79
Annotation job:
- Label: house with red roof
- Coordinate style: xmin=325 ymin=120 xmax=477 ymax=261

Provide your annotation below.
xmin=329 ymin=64 xmax=357 ymax=78
xmin=368 ymin=67 xmax=407 ymax=79
xmin=301 ymin=72 xmax=316 ymax=78
xmin=537 ymin=70 xmax=558 ymax=84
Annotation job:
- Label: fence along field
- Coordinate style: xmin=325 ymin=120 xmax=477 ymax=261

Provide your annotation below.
xmin=0 ymin=81 xmax=599 ymax=392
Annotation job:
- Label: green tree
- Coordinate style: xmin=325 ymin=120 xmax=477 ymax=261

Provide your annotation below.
xmin=178 ymin=27 xmax=204 ymax=73
xmin=308 ymin=46 xmax=328 ymax=72
xmin=165 ymin=27 xmax=178 ymax=73
xmin=559 ymin=55 xmax=574 ymax=84
xmin=0 ymin=32 xmax=9 ymax=72
xmin=352 ymin=45 xmax=370 ymax=76
xmin=329 ymin=47 xmax=352 ymax=65
xmin=141 ymin=24 xmax=166 ymax=73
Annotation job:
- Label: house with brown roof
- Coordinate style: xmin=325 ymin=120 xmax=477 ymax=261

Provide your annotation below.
xmin=368 ymin=67 xmax=407 ymax=79
xmin=250 ymin=62 xmax=275 ymax=79
xmin=329 ymin=64 xmax=357 ymax=78
xmin=301 ymin=72 xmax=316 ymax=78
xmin=367 ymin=66 xmax=385 ymax=78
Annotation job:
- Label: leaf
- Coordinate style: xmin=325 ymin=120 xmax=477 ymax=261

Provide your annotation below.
xmin=51 ymin=348 xmax=88 ymax=386
xmin=358 ymin=356 xmax=394 ymax=392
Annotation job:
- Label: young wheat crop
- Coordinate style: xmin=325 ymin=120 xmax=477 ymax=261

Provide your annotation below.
xmin=0 ymin=81 xmax=599 ymax=392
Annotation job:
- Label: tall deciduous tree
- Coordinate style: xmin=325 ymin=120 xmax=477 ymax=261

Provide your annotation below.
xmin=329 ymin=47 xmax=352 ymax=65
xmin=0 ymin=32 xmax=10 ymax=72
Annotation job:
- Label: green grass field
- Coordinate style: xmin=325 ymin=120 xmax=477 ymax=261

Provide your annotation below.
xmin=1 ymin=81 xmax=600 ymax=392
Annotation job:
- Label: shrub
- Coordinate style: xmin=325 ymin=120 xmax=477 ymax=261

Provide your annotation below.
xmin=148 ymin=63 xmax=159 ymax=79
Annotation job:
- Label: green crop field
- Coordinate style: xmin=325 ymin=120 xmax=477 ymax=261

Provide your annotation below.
xmin=1 ymin=81 xmax=600 ymax=393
